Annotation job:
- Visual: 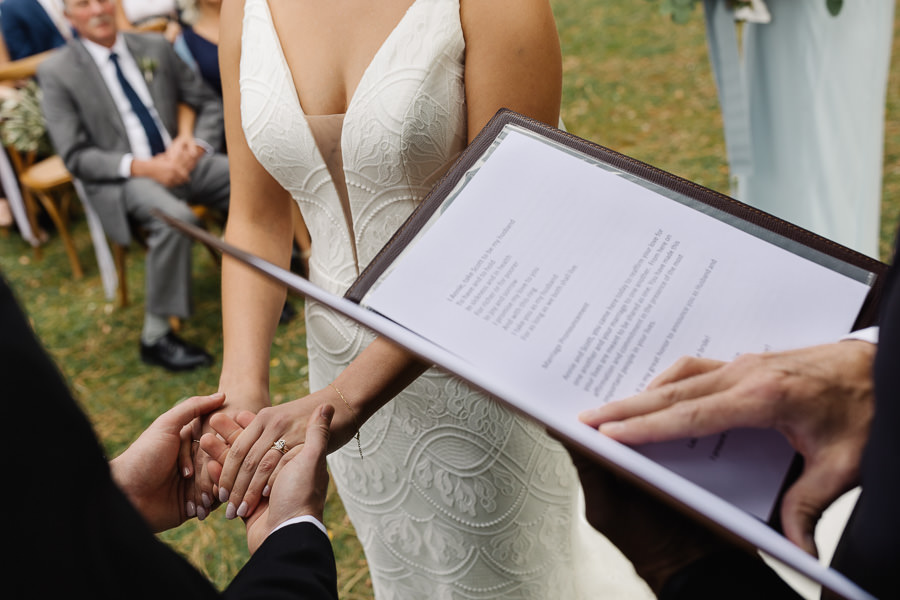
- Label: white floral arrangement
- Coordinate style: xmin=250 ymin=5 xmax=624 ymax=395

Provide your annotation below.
xmin=0 ymin=80 xmax=53 ymax=157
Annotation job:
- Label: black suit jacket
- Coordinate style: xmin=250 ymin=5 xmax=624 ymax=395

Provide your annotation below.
xmin=3 ymin=273 xmax=337 ymax=600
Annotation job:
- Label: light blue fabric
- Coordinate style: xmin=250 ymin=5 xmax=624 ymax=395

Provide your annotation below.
xmin=705 ymin=0 xmax=894 ymax=258
xmin=172 ymin=33 xmax=199 ymax=73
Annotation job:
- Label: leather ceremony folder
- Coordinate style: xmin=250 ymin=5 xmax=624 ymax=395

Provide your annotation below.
xmin=156 ymin=109 xmax=886 ymax=600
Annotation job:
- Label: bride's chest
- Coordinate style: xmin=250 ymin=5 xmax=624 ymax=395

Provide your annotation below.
xmin=240 ymin=0 xmax=467 ymax=189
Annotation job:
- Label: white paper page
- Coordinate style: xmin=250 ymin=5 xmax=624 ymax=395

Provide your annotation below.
xmin=364 ymin=129 xmax=873 ymax=520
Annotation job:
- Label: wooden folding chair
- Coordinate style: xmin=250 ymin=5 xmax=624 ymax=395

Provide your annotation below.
xmin=0 ymin=51 xmax=83 ymax=278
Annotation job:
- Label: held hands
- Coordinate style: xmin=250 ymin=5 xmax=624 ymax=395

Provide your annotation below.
xmin=168 ymin=134 xmax=205 ymax=171
xmin=199 ymin=386 xmax=360 ymax=521
xmin=203 ymin=405 xmax=334 ymax=553
xmin=109 ymin=392 xmax=226 ymax=533
xmin=131 ymin=136 xmax=204 ymax=187
xmin=579 ymin=341 xmax=876 ymax=556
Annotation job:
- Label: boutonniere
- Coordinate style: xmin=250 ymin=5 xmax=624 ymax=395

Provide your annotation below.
xmin=137 ymin=57 xmax=158 ymax=84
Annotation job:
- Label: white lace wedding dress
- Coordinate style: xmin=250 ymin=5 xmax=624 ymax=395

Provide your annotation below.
xmin=240 ymin=0 xmax=652 ymax=597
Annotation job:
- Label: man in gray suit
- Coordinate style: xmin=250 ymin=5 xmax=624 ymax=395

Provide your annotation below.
xmin=39 ymin=0 xmax=229 ymax=371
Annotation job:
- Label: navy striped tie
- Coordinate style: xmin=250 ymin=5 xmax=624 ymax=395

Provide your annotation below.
xmin=110 ymin=52 xmax=166 ymax=155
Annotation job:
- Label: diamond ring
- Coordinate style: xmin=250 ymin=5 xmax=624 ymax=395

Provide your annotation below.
xmin=271 ymin=439 xmax=288 ymax=455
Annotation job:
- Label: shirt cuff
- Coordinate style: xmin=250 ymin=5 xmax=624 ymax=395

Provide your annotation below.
xmin=194 ymin=138 xmax=214 ymax=155
xmin=842 ymin=326 xmax=879 ymax=345
xmin=119 ymin=154 xmax=134 ymax=179
xmin=270 ymin=514 xmax=328 ymax=538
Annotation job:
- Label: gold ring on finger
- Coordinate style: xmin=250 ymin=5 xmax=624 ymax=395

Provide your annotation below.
xmin=271 ymin=439 xmax=288 ymax=455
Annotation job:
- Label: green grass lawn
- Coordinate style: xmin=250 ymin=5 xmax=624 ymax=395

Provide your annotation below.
xmin=1 ymin=1 xmax=899 ymax=597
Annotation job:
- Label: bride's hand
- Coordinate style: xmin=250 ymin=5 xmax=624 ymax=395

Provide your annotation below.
xmin=200 ymin=387 xmax=360 ymax=520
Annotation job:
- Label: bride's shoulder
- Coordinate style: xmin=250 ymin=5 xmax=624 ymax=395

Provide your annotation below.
xmin=459 ymin=0 xmax=556 ymax=38
xmin=218 ymin=0 xmax=247 ymax=67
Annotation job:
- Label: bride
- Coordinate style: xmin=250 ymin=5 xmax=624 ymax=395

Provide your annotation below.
xmin=201 ymin=0 xmax=652 ymax=597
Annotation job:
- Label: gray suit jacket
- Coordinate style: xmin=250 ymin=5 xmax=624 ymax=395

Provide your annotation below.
xmin=38 ymin=33 xmax=224 ymax=245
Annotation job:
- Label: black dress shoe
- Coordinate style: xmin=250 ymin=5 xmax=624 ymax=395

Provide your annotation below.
xmin=140 ymin=332 xmax=214 ymax=372
xmin=279 ymin=300 xmax=297 ymax=325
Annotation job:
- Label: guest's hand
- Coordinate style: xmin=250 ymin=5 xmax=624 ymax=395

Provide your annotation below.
xmin=164 ymin=20 xmax=182 ymax=44
xmin=109 ymin=392 xmax=226 ymax=532
xmin=578 ymin=341 xmax=876 ymax=556
xmin=131 ymin=153 xmax=192 ymax=187
xmin=199 ymin=388 xmax=359 ymax=521
xmin=204 ymin=405 xmax=334 ymax=554
xmin=167 ymin=135 xmax=204 ymax=172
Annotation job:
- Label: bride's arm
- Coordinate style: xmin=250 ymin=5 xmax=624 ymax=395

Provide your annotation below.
xmin=461 ymin=0 xmax=562 ymax=139
xmin=206 ymin=0 xmax=564 ymax=521
xmin=217 ymin=0 xmax=293 ymax=416
xmin=184 ymin=0 xmax=296 ymax=517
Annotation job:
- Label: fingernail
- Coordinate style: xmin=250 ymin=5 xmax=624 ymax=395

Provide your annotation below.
xmin=186 ymin=501 xmax=196 ymax=518
xmin=197 ymin=506 xmax=208 ymax=521
xmin=183 ymin=466 xmax=192 ymax=478
xmin=225 ymin=502 xmax=237 ymax=520
xmin=598 ymin=422 xmax=624 ymax=435
xmin=219 ymin=487 xmax=229 ymax=503
xmin=262 ymin=484 xmax=270 ymax=498
xmin=236 ymin=501 xmax=249 ymax=518
xmin=210 ymin=391 xmax=225 ymax=399
xmin=201 ymin=492 xmax=212 ymax=508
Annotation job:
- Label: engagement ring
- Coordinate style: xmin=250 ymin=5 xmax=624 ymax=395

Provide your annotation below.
xmin=271 ymin=439 xmax=288 ymax=455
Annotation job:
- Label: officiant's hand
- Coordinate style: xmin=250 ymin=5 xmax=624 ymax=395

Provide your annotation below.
xmin=199 ymin=388 xmax=361 ymax=521
xmin=578 ymin=340 xmax=876 ymax=556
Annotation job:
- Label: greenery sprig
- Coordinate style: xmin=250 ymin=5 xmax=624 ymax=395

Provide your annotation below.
xmin=0 ymin=80 xmax=53 ymax=157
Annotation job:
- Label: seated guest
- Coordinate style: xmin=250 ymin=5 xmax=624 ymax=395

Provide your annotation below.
xmin=3 ymin=272 xmax=338 ymax=598
xmin=173 ymin=0 xmax=220 ymax=96
xmin=115 ymin=0 xmax=181 ymax=41
xmin=0 ymin=0 xmax=71 ymax=60
xmin=39 ymin=0 xmax=230 ymax=371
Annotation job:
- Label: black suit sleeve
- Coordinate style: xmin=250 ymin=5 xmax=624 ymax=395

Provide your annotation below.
xmin=2 ymin=273 xmax=221 ymax=599
xmin=224 ymin=523 xmax=339 ymax=600
xmin=828 ymin=239 xmax=900 ymax=599
xmin=659 ymin=549 xmax=803 ymax=600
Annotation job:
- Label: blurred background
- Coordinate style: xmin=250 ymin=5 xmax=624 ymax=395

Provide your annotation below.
xmin=1 ymin=1 xmax=897 ymax=597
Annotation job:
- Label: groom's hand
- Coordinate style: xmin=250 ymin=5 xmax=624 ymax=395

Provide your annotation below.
xmin=204 ymin=404 xmax=334 ymax=554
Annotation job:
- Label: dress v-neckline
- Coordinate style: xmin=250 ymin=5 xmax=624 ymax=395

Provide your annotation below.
xmin=261 ymin=0 xmax=421 ymax=119
xmin=253 ymin=0 xmax=423 ymax=273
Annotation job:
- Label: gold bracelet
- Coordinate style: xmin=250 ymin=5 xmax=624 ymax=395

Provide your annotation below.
xmin=329 ymin=383 xmax=363 ymax=459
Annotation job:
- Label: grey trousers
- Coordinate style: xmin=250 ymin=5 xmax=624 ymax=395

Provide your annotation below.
xmin=122 ymin=153 xmax=230 ymax=319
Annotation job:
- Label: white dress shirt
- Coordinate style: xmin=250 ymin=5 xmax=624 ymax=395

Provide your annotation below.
xmin=271 ymin=515 xmax=328 ymax=537
xmin=843 ymin=326 xmax=879 ymax=345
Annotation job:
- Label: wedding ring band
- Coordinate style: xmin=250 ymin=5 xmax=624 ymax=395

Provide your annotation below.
xmin=271 ymin=439 xmax=288 ymax=455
